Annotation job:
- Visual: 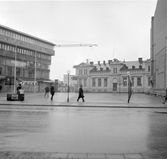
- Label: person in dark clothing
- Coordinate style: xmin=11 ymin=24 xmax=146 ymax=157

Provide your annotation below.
xmin=50 ymin=85 xmax=55 ymax=100
xmin=44 ymin=87 xmax=49 ymax=97
xmin=77 ymin=85 xmax=85 ymax=102
xmin=17 ymin=84 xmax=22 ymax=94
xmin=162 ymin=87 xmax=167 ymax=104
xmin=0 ymin=85 xmax=2 ymax=92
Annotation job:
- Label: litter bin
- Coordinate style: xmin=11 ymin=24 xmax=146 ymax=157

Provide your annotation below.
xmin=7 ymin=89 xmax=25 ymax=101
xmin=18 ymin=89 xmax=24 ymax=101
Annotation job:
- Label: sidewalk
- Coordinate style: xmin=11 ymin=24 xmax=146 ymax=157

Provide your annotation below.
xmin=0 ymin=151 xmax=165 ymax=159
xmin=0 ymin=92 xmax=167 ymax=108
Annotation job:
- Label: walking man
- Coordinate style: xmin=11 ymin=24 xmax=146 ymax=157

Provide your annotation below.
xmin=50 ymin=85 xmax=55 ymax=101
xmin=162 ymin=87 xmax=167 ymax=104
xmin=44 ymin=86 xmax=49 ymax=97
xmin=77 ymin=85 xmax=85 ymax=102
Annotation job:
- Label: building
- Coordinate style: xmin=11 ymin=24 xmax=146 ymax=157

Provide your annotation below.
xmin=0 ymin=24 xmax=55 ymax=92
xmin=63 ymin=74 xmax=77 ymax=92
xmin=73 ymin=58 xmax=151 ymax=93
xmin=150 ymin=0 xmax=167 ymax=95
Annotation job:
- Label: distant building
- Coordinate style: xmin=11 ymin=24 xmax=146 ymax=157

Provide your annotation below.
xmin=63 ymin=74 xmax=77 ymax=92
xmin=0 ymin=24 xmax=55 ymax=92
xmin=151 ymin=0 xmax=167 ymax=95
xmin=73 ymin=58 xmax=151 ymax=93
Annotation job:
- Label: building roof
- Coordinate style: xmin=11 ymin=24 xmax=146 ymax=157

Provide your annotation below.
xmin=0 ymin=24 xmax=55 ymax=46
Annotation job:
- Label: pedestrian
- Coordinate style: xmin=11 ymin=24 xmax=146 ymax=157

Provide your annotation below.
xmin=0 ymin=85 xmax=2 ymax=92
xmin=127 ymin=76 xmax=132 ymax=103
xmin=77 ymin=85 xmax=85 ymax=102
xmin=50 ymin=85 xmax=55 ymax=101
xmin=17 ymin=83 xmax=22 ymax=94
xmin=162 ymin=87 xmax=167 ymax=104
xmin=44 ymin=86 xmax=49 ymax=97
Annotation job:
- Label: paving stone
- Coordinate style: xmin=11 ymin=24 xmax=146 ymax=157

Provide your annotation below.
xmin=28 ymin=152 xmax=50 ymax=159
xmin=68 ymin=153 xmax=87 ymax=159
xmin=124 ymin=154 xmax=143 ymax=159
xmin=106 ymin=154 xmax=124 ymax=159
xmin=0 ymin=152 xmax=9 ymax=157
xmin=87 ymin=154 xmax=106 ymax=159
xmin=1 ymin=151 xmax=22 ymax=159
xmin=141 ymin=153 xmax=162 ymax=159
xmin=48 ymin=153 xmax=68 ymax=159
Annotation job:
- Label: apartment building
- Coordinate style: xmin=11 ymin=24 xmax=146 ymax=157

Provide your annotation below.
xmin=0 ymin=24 xmax=55 ymax=92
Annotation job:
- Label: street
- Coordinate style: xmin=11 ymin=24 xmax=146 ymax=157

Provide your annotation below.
xmin=0 ymin=105 xmax=167 ymax=156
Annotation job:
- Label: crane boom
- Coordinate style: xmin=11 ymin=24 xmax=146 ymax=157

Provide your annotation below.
xmin=55 ymin=44 xmax=98 ymax=47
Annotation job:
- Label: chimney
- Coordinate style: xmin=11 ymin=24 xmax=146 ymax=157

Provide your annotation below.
xmin=138 ymin=58 xmax=143 ymax=63
xmin=90 ymin=61 xmax=94 ymax=65
xmin=108 ymin=60 xmax=112 ymax=64
xmin=103 ymin=61 xmax=106 ymax=65
xmin=98 ymin=61 xmax=100 ymax=65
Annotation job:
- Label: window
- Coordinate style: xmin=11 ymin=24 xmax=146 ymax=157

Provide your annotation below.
xmin=84 ymin=79 xmax=87 ymax=87
xmin=84 ymin=69 xmax=87 ymax=75
xmin=79 ymin=69 xmax=83 ymax=75
xmin=104 ymin=78 xmax=108 ymax=87
xmin=113 ymin=68 xmax=117 ymax=73
xmin=28 ymin=69 xmax=34 ymax=78
xmin=7 ymin=67 xmax=13 ymax=76
xmin=137 ymin=77 xmax=142 ymax=86
xmin=79 ymin=79 xmax=82 ymax=85
xmin=16 ymin=68 xmax=21 ymax=77
xmin=98 ymin=79 xmax=101 ymax=87
xmin=131 ymin=77 xmax=134 ymax=86
xmin=123 ymin=77 xmax=127 ymax=86
xmin=92 ymin=79 xmax=95 ymax=87
xmin=148 ymin=66 xmax=150 ymax=72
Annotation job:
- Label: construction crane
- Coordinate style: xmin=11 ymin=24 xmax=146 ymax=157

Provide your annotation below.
xmin=55 ymin=44 xmax=98 ymax=47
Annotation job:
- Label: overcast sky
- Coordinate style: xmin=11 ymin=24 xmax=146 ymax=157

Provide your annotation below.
xmin=0 ymin=0 xmax=157 ymax=81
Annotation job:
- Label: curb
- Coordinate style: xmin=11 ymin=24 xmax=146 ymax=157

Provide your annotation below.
xmin=0 ymin=103 xmax=167 ymax=109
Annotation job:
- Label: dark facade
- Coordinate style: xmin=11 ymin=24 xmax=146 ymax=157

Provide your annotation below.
xmin=0 ymin=24 xmax=55 ymax=92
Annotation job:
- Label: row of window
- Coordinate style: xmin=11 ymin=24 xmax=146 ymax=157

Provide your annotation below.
xmin=0 ymin=43 xmax=51 ymax=60
xmin=79 ymin=69 xmax=88 ymax=75
xmin=0 ymin=58 xmax=49 ymax=70
xmin=0 ymin=66 xmax=49 ymax=79
xmin=0 ymin=27 xmax=54 ymax=50
xmin=78 ymin=77 xmax=150 ymax=88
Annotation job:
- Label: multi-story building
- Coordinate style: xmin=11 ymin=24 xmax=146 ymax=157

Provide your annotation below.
xmin=73 ymin=58 xmax=151 ymax=93
xmin=150 ymin=0 xmax=167 ymax=95
xmin=0 ymin=24 xmax=55 ymax=92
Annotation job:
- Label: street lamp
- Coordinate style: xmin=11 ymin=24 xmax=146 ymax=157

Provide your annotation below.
xmin=67 ymin=70 xmax=71 ymax=102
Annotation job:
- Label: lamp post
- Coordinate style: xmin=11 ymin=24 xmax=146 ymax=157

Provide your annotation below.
xmin=67 ymin=70 xmax=71 ymax=102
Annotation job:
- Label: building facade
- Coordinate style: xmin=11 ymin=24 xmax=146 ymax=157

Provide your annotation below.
xmin=73 ymin=58 xmax=151 ymax=93
xmin=0 ymin=24 xmax=55 ymax=92
xmin=150 ymin=0 xmax=167 ymax=95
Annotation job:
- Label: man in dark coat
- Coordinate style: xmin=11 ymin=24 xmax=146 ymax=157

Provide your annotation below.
xmin=77 ymin=85 xmax=85 ymax=102
xmin=163 ymin=87 xmax=167 ymax=104
xmin=50 ymin=85 xmax=55 ymax=100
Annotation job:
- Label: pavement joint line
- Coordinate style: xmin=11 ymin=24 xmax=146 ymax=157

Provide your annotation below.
xmin=0 ymin=103 xmax=167 ymax=109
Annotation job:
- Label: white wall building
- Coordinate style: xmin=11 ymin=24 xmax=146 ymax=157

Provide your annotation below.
xmin=73 ymin=58 xmax=151 ymax=93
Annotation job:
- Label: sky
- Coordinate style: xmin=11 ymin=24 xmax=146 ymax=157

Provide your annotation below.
xmin=0 ymin=0 xmax=157 ymax=81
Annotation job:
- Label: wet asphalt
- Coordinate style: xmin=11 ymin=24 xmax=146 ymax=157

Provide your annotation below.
xmin=0 ymin=92 xmax=167 ymax=158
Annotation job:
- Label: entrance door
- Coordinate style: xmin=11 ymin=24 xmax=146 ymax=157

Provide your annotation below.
xmin=113 ymin=83 xmax=117 ymax=91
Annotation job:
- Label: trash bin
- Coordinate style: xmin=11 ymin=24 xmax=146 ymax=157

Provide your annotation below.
xmin=7 ymin=89 xmax=25 ymax=101
xmin=18 ymin=89 xmax=24 ymax=101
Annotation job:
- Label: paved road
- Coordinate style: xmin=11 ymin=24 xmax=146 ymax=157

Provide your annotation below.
xmin=0 ymin=105 xmax=167 ymax=157
xmin=0 ymin=93 xmax=167 ymax=158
